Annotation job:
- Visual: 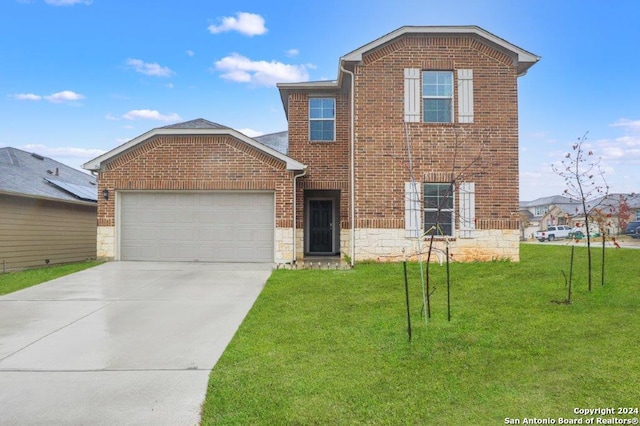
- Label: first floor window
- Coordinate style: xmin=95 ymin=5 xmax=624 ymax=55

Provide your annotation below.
xmin=422 ymin=71 xmax=453 ymax=123
xmin=309 ymin=98 xmax=335 ymax=141
xmin=423 ymin=183 xmax=454 ymax=236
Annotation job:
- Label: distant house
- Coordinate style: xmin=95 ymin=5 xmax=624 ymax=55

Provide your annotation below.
xmin=520 ymin=193 xmax=640 ymax=238
xmin=519 ymin=195 xmax=578 ymax=239
xmin=0 ymin=147 xmax=97 ymax=271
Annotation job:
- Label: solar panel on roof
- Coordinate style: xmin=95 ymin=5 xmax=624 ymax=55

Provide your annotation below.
xmin=44 ymin=178 xmax=98 ymax=202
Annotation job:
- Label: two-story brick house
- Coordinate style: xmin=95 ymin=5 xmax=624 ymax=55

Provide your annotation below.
xmin=84 ymin=26 xmax=538 ymax=265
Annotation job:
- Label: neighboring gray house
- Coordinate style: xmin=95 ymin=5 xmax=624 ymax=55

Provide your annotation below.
xmin=519 ymin=195 xmax=578 ymax=239
xmin=0 ymin=147 xmax=98 ymax=271
xmin=520 ymin=193 xmax=640 ymax=238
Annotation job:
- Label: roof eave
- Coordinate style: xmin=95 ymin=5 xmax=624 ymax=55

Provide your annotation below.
xmin=0 ymin=189 xmax=97 ymax=206
xmin=276 ymin=80 xmax=341 ymax=119
xmin=83 ymin=128 xmax=306 ymax=172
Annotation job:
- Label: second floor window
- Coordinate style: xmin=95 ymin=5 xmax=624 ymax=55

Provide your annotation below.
xmin=535 ymin=205 xmax=549 ymax=216
xmin=422 ymin=71 xmax=453 ymax=123
xmin=309 ymin=98 xmax=335 ymax=141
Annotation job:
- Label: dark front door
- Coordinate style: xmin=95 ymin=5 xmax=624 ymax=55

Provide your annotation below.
xmin=309 ymin=199 xmax=333 ymax=253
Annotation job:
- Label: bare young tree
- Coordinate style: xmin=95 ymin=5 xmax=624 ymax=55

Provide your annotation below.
xmin=404 ymin=125 xmax=488 ymax=321
xmin=552 ymin=132 xmax=609 ymax=291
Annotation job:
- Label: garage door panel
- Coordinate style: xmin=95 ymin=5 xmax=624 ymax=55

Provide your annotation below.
xmin=120 ymin=192 xmax=274 ymax=262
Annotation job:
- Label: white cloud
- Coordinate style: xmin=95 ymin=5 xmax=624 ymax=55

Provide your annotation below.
xmin=45 ymin=0 xmax=92 ymax=5
xmin=186 ymin=50 xmax=195 ymax=57
xmin=285 ymin=48 xmax=299 ymax=57
xmin=208 ymin=12 xmax=267 ymax=36
xmin=12 ymin=90 xmax=84 ymax=103
xmin=11 ymin=93 xmax=42 ymax=101
xmin=611 ymin=118 xmax=640 ymax=132
xmin=44 ymin=90 xmax=84 ymax=103
xmin=214 ymin=53 xmax=310 ymax=87
xmin=238 ymin=128 xmax=264 ymax=138
xmin=122 ymin=109 xmax=182 ymax=122
xmin=126 ymin=58 xmax=174 ymax=77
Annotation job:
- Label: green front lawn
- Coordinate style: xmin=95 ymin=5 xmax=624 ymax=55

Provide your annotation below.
xmin=0 ymin=261 xmax=102 ymax=295
xmin=202 ymin=245 xmax=640 ymax=424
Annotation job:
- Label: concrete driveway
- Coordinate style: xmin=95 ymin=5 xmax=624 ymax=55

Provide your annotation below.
xmin=0 ymin=261 xmax=271 ymax=426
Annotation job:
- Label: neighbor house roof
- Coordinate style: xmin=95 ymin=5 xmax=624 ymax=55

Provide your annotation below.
xmin=254 ymin=131 xmax=288 ymax=155
xmin=278 ymin=25 xmax=540 ymax=117
xmin=519 ymin=195 xmax=576 ymax=209
xmin=0 ymin=147 xmax=97 ymax=203
xmin=83 ymin=119 xmax=304 ymax=172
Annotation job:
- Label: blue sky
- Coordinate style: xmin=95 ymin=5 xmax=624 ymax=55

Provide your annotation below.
xmin=1 ymin=0 xmax=639 ymax=201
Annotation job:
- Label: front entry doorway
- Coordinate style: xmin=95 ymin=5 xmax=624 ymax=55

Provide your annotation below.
xmin=309 ymin=200 xmax=333 ymax=253
xmin=305 ymin=190 xmax=340 ymax=256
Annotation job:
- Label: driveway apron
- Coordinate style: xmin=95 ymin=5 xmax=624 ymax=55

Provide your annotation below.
xmin=0 ymin=262 xmax=271 ymax=426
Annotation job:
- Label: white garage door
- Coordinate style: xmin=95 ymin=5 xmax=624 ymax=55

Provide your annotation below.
xmin=119 ymin=192 xmax=274 ymax=262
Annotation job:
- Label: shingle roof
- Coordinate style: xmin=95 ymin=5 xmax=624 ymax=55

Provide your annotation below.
xmin=160 ymin=118 xmax=228 ymax=129
xmin=84 ymin=120 xmax=305 ymax=172
xmin=254 ymin=131 xmax=288 ymax=155
xmin=519 ymin=195 xmax=576 ymax=208
xmin=0 ymin=147 xmax=97 ymax=203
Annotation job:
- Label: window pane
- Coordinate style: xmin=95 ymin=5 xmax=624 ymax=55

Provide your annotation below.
xmin=310 ymin=119 xmax=334 ymax=141
xmin=438 ymin=72 xmax=452 ymax=96
xmin=310 ymin=121 xmax=323 ymax=140
xmin=309 ymin=107 xmax=322 ymax=119
xmin=424 ymin=99 xmax=452 ymax=123
xmin=322 ymin=98 xmax=335 ymax=118
xmin=322 ymin=121 xmax=334 ymax=140
xmin=424 ymin=183 xmax=453 ymax=209
xmin=424 ymin=211 xmax=453 ymax=236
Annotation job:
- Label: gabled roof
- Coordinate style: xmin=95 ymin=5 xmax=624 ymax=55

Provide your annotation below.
xmin=83 ymin=119 xmax=305 ymax=172
xmin=278 ymin=25 xmax=540 ymax=117
xmin=520 ymin=195 xmax=576 ymax=208
xmin=341 ymin=26 xmax=540 ymax=75
xmin=0 ymin=147 xmax=97 ymax=203
xmin=160 ymin=118 xmax=227 ymax=130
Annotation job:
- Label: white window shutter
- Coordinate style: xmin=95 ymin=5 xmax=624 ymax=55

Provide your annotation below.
xmin=404 ymin=68 xmax=421 ymax=123
xmin=405 ymin=181 xmax=421 ymax=238
xmin=459 ymin=182 xmax=475 ymax=238
xmin=457 ymin=69 xmax=474 ymax=123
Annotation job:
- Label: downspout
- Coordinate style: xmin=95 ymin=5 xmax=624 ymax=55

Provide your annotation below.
xmin=292 ymin=167 xmax=307 ymax=264
xmin=340 ymin=64 xmax=356 ymax=267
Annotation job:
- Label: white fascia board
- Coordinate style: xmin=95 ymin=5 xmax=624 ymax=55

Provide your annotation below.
xmin=341 ymin=26 xmax=540 ymax=75
xmin=83 ymin=128 xmax=306 ymax=172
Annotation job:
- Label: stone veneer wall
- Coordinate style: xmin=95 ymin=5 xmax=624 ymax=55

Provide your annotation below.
xmin=353 ymin=229 xmax=519 ymax=262
xmin=97 ymin=226 xmax=115 ymax=260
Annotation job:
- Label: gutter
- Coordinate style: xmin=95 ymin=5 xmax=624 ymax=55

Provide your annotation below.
xmin=340 ymin=64 xmax=356 ymax=267
xmin=292 ymin=167 xmax=308 ymax=264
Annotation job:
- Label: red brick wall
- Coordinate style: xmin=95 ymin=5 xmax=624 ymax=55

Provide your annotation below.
xmin=286 ymin=34 xmax=522 ymax=232
xmin=287 ymin=92 xmax=351 ymax=229
xmin=97 ymin=135 xmax=293 ymax=228
xmin=353 ymin=34 xmax=520 ymax=230
xmin=336 ymin=35 xmax=518 ymax=233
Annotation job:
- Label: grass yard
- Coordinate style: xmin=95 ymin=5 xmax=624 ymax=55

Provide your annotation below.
xmin=202 ymin=244 xmax=640 ymax=425
xmin=0 ymin=261 xmax=102 ymax=295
